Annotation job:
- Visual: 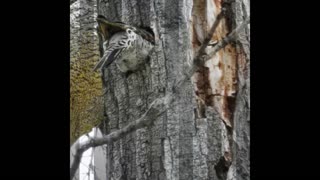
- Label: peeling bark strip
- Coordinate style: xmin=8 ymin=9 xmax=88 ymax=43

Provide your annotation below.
xmin=70 ymin=14 xmax=249 ymax=179
xmin=195 ymin=11 xmax=224 ymax=64
xmin=206 ymin=17 xmax=250 ymax=61
xmin=176 ymin=16 xmax=250 ymax=89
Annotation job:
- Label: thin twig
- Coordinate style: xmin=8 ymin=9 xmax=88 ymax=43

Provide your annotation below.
xmin=70 ymin=96 xmax=168 ymax=179
xmin=206 ymin=16 xmax=250 ymax=59
xmin=196 ymin=11 xmax=224 ymax=60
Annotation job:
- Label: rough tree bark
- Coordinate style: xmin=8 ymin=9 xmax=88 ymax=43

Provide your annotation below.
xmin=70 ymin=0 xmax=104 ymax=144
xmin=70 ymin=0 xmax=250 ymax=179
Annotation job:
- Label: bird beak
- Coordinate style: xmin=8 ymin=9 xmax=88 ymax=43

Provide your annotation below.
xmin=96 ymin=15 xmax=130 ymax=40
xmin=96 ymin=16 xmax=128 ymax=30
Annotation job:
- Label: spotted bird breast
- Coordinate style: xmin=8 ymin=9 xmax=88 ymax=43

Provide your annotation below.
xmin=115 ymin=34 xmax=154 ymax=73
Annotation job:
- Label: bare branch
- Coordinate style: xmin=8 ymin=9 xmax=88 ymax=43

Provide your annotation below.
xmin=174 ymin=16 xmax=250 ymax=91
xmin=70 ymin=96 xmax=170 ymax=179
xmin=206 ymin=16 xmax=250 ymax=59
xmin=196 ymin=11 xmax=225 ymax=60
xmin=173 ymin=11 xmax=225 ymax=90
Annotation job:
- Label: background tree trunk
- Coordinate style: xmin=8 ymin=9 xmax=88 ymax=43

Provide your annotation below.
xmin=71 ymin=0 xmax=250 ymax=179
xmin=70 ymin=0 xmax=104 ymax=144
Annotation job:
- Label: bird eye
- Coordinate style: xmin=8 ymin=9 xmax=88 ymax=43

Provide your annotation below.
xmin=128 ymin=29 xmax=132 ymax=34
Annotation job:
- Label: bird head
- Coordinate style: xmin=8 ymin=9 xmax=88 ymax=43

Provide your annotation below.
xmin=126 ymin=27 xmax=136 ymax=34
xmin=97 ymin=15 xmax=155 ymax=44
xmin=126 ymin=27 xmax=137 ymax=40
xmin=96 ymin=15 xmax=131 ymax=40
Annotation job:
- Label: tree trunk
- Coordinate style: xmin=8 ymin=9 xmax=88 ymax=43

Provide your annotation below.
xmin=98 ymin=0 xmax=249 ymax=180
xmin=71 ymin=0 xmax=250 ymax=179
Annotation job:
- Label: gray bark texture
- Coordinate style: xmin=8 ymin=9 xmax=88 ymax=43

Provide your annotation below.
xmin=70 ymin=0 xmax=250 ymax=179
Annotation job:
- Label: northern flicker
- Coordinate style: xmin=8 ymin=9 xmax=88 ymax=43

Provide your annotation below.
xmin=94 ymin=15 xmax=155 ymax=74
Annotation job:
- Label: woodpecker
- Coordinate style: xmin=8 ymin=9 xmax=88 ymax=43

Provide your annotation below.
xmin=93 ymin=15 xmax=155 ymax=74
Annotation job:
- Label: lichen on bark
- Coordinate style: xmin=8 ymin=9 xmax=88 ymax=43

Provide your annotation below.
xmin=70 ymin=0 xmax=104 ymax=144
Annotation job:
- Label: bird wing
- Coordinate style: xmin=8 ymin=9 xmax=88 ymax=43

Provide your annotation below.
xmin=93 ymin=31 xmax=128 ymax=72
xmin=93 ymin=46 xmax=125 ymax=72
